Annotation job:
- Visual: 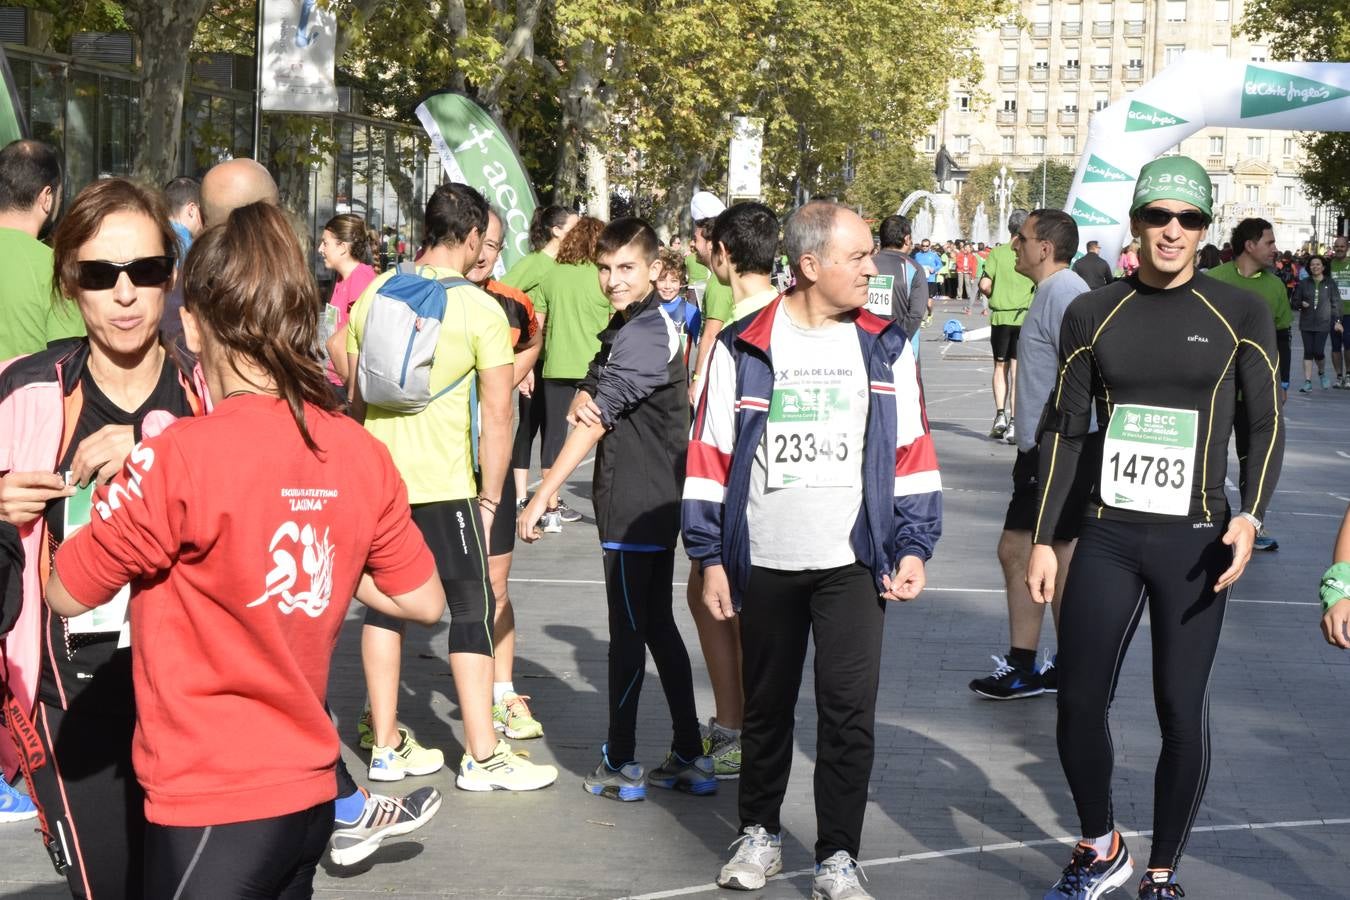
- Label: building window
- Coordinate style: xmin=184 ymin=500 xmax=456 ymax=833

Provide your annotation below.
xmin=1032 ymin=135 xmax=1047 ymax=154
xmin=1065 ymin=55 xmax=1080 ymax=68
xmin=1063 ymin=135 xmax=1077 ymax=154
xmin=1095 ymin=2 xmax=1113 ymax=21
xmin=1034 ymin=49 xmax=1050 ymax=69
xmin=954 ymin=134 xmax=971 ymax=153
xmin=1062 ymin=101 xmax=1079 ymax=112
xmin=1065 ymin=3 xmax=1083 ymax=21
xmin=1215 ymin=0 xmax=1229 ymax=20
xmin=1126 ymin=57 xmax=1143 ymax=70
xmin=957 ymin=93 xmax=971 ymax=111
xmin=1245 ymin=184 xmax=1260 ymax=204
xmin=1165 ymin=0 xmax=1186 ymax=21
xmin=924 ymin=134 xmax=937 ymax=152
xmin=1283 ymin=137 xmax=1295 ymax=155
xmin=1164 ymin=45 xmax=1185 ymax=66
xmin=1251 ymin=47 xmax=1267 ymax=62
xmin=1247 ymin=135 xmax=1264 ymax=156
xmin=1002 ymin=96 xmax=1018 ymax=111
xmin=1209 ymin=135 xmax=1223 ymax=155
xmin=1002 ymin=135 xmax=1016 ymax=154
xmin=1094 ymin=92 xmax=1110 ymax=110
xmin=1283 ymin=185 xmax=1295 ymax=206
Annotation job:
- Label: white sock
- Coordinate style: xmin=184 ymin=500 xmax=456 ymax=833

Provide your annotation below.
xmin=493 ymin=681 xmax=514 ymax=705
xmin=709 ymin=718 xmax=741 ymax=738
xmin=1087 ymin=831 xmax=1116 ymax=859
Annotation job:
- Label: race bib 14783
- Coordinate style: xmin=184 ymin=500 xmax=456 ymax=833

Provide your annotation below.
xmin=1100 ymin=403 xmax=1198 ymax=517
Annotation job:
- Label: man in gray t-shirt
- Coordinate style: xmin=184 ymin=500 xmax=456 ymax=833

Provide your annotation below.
xmin=970 ymin=209 xmax=1091 ymax=702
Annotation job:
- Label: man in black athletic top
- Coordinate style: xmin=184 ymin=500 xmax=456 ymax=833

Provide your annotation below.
xmin=1027 ymin=155 xmax=1284 ymax=900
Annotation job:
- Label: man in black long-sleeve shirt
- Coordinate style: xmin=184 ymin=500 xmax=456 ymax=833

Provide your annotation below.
xmin=1071 ymin=240 xmax=1114 ymax=290
xmin=1027 ymin=155 xmax=1283 ymax=900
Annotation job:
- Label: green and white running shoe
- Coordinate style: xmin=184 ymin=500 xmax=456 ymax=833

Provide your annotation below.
xmin=701 ymin=719 xmax=742 ymax=780
xmin=492 ymin=692 xmax=544 ymax=740
xmin=456 ymin=740 xmax=558 ymax=792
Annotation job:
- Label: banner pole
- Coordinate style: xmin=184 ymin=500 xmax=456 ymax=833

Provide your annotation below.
xmin=252 ymin=0 xmax=264 ymax=159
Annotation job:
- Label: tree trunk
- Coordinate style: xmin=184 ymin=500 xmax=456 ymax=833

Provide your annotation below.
xmin=583 ymin=141 xmax=608 ymax=221
xmin=125 ymin=0 xmax=212 ymax=184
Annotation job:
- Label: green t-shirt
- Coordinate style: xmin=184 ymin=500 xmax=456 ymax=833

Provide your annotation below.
xmin=1206 ymin=261 xmax=1292 ymax=330
xmin=0 ymin=229 xmax=84 ymax=360
xmin=982 ymin=243 xmax=1035 ymax=327
xmin=1330 ymin=258 xmax=1350 ymax=305
xmin=685 ymin=252 xmax=711 ymax=285
xmin=535 ymin=261 xmax=613 ymax=380
xmin=703 ymin=274 xmax=734 ymax=325
xmin=500 ymin=251 xmax=555 ymax=299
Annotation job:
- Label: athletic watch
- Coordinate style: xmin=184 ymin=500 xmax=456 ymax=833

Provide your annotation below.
xmin=1236 ymin=511 xmax=1262 ymax=532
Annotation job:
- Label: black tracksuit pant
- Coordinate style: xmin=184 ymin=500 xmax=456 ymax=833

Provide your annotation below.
xmin=737 ymin=562 xmax=885 ymax=863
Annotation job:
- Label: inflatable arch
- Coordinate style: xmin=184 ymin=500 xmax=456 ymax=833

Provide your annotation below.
xmin=1063 ymin=56 xmax=1350 ymax=256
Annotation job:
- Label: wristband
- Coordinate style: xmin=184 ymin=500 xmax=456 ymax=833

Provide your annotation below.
xmin=1319 ymin=561 xmax=1350 ymax=613
xmin=476 ymin=495 xmax=499 ymax=513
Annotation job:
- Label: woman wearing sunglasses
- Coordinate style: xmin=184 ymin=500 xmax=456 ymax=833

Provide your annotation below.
xmin=44 ymin=200 xmax=443 ymax=899
xmin=0 ymin=177 xmax=206 ymax=898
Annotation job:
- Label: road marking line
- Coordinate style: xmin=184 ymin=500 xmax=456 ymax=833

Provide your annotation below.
xmin=508 ymin=580 xmax=1310 ymax=605
xmin=625 ymin=818 xmax=1350 ymax=899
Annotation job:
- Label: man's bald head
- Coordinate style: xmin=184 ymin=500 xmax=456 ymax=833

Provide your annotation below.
xmin=200 ymin=158 xmax=279 ymax=226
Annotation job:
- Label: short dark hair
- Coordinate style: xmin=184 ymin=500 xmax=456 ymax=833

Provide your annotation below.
xmin=1029 ymin=208 xmax=1078 ymax=264
xmin=596 ymin=216 xmax=659 ymax=263
xmin=712 ymin=202 xmax=778 ymax=275
xmin=425 ymin=182 xmax=488 ymax=249
xmin=163 ymin=176 xmax=201 ymax=215
xmin=878 ymin=215 xmax=911 ymax=250
xmin=0 ymin=139 xmax=61 ymax=213
xmin=1231 ymin=218 xmax=1272 ymax=258
xmin=1086 ymin=240 xmax=1100 ymax=252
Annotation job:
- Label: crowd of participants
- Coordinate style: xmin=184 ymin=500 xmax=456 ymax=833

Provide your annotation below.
xmin=0 ymin=135 xmax=1342 ymax=900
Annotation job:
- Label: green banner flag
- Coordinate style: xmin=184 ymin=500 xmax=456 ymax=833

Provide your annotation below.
xmin=0 ymin=47 xmax=28 ymax=146
xmin=1082 ymin=154 xmax=1133 ymax=184
xmin=415 ymin=92 xmax=536 ymax=272
xmin=1241 ymin=65 xmax=1350 ymax=118
xmin=1124 ymin=100 xmax=1187 ymax=132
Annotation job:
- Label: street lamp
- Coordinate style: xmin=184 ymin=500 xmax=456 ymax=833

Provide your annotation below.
xmin=994 ymin=165 xmax=1017 ymax=243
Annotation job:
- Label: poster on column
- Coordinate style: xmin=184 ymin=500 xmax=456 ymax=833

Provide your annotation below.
xmin=260 ymin=0 xmax=339 ymax=114
xmin=1063 ymin=55 xmax=1350 ymax=257
xmin=415 ymin=92 xmax=538 ymax=273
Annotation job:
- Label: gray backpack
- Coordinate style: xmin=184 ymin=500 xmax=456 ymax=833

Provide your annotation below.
xmin=357 ymin=263 xmax=473 ymax=413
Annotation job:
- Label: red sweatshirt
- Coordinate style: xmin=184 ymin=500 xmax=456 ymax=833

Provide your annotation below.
xmin=54 ymin=395 xmax=435 ymax=827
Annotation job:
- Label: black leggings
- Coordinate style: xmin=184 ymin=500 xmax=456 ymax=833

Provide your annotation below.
xmin=1276 ymin=327 xmax=1291 ymax=385
xmin=539 ymin=378 xmax=576 ymax=470
xmin=27 ymin=653 xmax=145 ymax=899
xmin=739 ymin=562 xmax=885 ymax=862
xmin=145 ymin=801 xmax=334 ymax=899
xmin=1056 ymin=516 xmax=1231 ymax=870
xmin=601 ymin=548 xmax=701 ymax=765
xmin=510 ymin=361 xmax=545 ymax=470
xmin=1302 ymin=329 xmax=1328 ymax=362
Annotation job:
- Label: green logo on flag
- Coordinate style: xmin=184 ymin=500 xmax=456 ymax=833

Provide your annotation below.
xmin=1082 ymin=155 xmax=1133 ymax=184
xmin=1241 ymin=65 xmax=1350 ymax=118
xmin=1070 ymin=199 xmax=1120 ymax=227
xmin=1125 ymin=101 xmax=1187 ymax=132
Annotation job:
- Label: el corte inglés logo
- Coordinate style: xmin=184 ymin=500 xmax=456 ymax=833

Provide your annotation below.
xmin=1082 ymin=155 xmax=1132 ymax=183
xmin=1124 ymin=100 xmax=1187 ymax=132
xmin=1070 ymin=199 xmax=1119 ymax=227
xmin=1241 ymin=65 xmax=1350 ymax=118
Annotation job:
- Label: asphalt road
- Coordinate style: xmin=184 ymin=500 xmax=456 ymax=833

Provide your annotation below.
xmin=2 ymin=299 xmax=1346 ymax=899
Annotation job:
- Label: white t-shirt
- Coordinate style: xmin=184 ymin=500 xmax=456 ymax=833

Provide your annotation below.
xmin=747 ymin=303 xmax=868 ymax=570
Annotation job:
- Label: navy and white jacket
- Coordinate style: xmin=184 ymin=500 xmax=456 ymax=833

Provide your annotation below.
xmin=682 ymin=295 xmax=942 ymax=609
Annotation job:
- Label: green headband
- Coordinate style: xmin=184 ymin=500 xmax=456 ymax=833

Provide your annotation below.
xmin=1130 ymin=156 xmax=1213 ymax=220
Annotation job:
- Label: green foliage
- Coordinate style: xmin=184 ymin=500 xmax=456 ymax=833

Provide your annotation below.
xmin=1241 ymin=0 xmax=1350 ymax=208
xmin=843 ymin=141 xmax=934 ymax=220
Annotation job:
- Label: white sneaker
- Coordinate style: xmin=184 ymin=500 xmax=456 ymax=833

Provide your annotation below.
xmin=456 ymin=739 xmax=558 ymax=791
xmin=1003 ymin=420 xmax=1016 ymax=445
xmin=717 ymin=825 xmax=783 ymax=891
xmin=540 ymin=509 xmax=563 ymax=534
xmin=812 ymin=851 xmax=872 ymax=900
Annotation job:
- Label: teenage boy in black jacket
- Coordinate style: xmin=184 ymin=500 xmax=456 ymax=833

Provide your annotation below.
xmin=518 ymin=217 xmax=715 ymax=801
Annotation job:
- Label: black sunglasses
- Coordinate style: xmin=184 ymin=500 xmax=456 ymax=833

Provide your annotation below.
xmin=1136 ymin=207 xmax=1210 ymax=231
xmin=76 ymin=256 xmax=176 ymax=291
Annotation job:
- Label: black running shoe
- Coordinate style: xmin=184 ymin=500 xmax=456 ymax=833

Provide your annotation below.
xmin=1040 ymin=655 xmax=1058 ymax=693
xmin=1137 ymin=869 xmax=1185 ymax=898
xmin=969 ymin=655 xmax=1044 ymax=700
xmin=1044 ymin=835 xmax=1134 ymax=899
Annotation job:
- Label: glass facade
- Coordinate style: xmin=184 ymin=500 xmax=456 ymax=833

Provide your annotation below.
xmin=3 ymin=45 xmax=444 ymax=275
